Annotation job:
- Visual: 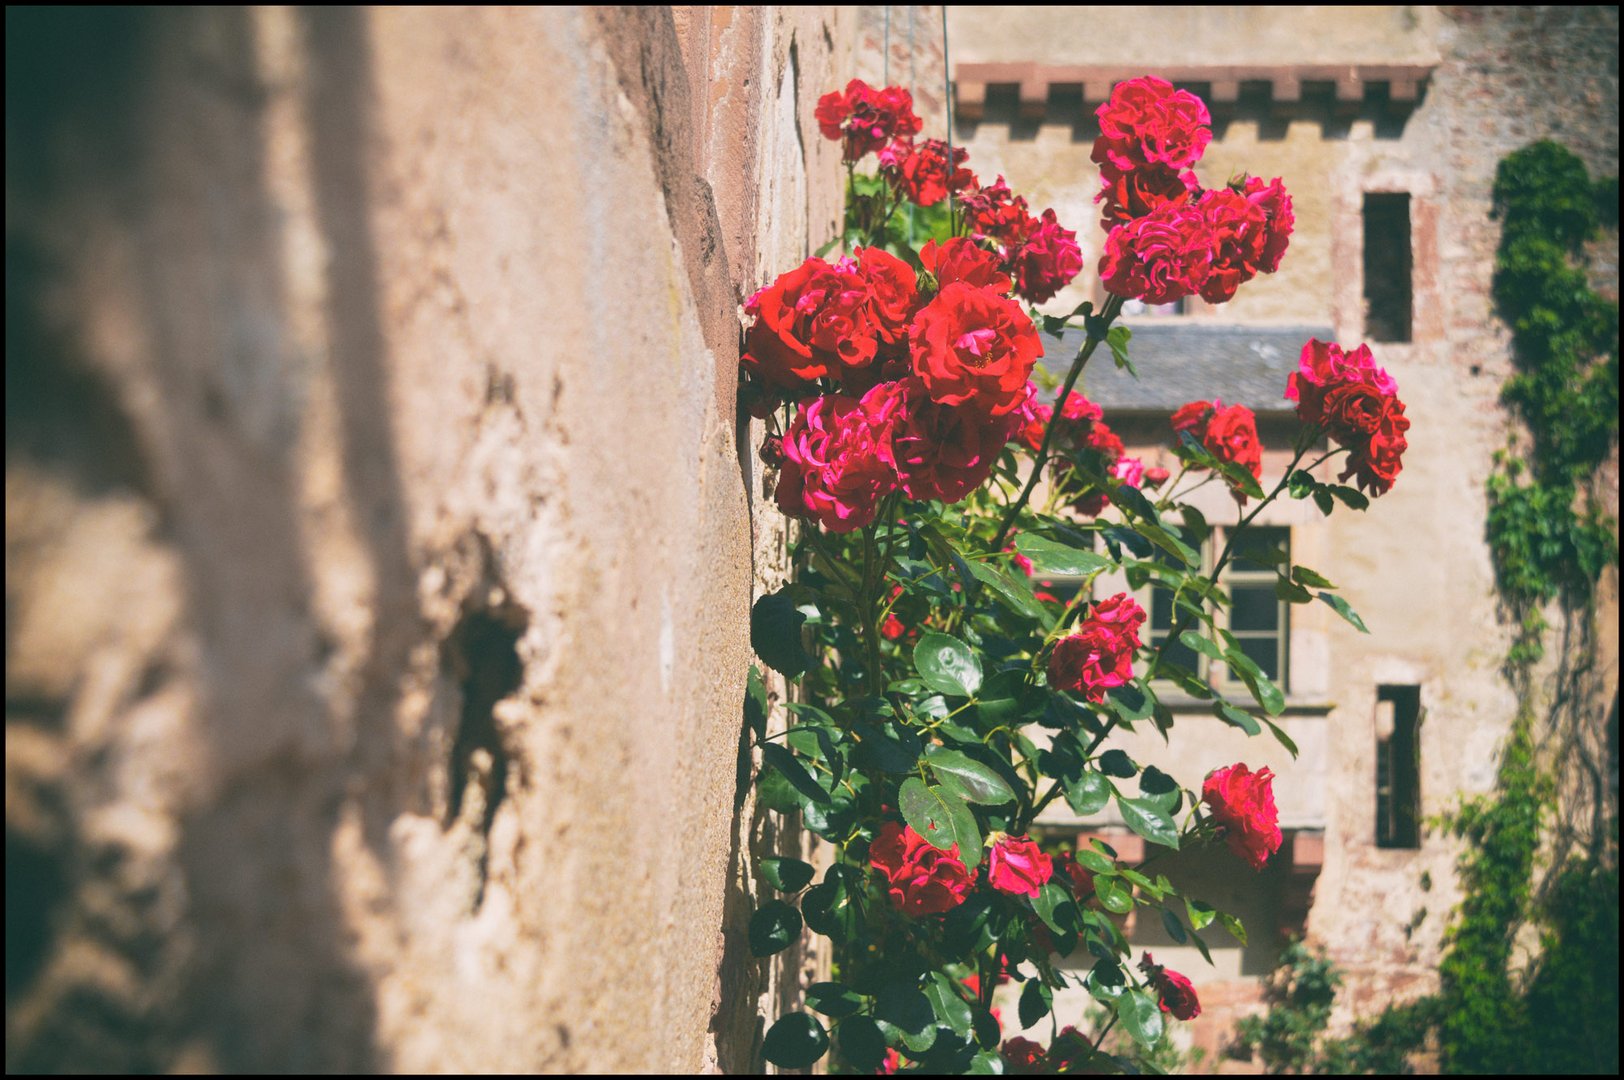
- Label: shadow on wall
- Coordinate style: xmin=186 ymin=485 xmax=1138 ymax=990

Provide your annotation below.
xmin=3 ymin=6 xmax=449 ymax=1070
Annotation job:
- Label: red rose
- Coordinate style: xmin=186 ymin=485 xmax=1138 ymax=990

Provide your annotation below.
xmin=1172 ymin=400 xmax=1262 ymax=501
xmin=1141 ymin=952 xmax=1202 ymax=1020
xmin=920 ymin=237 xmax=1012 ymax=294
xmin=884 ymin=137 xmax=975 ymax=207
xmin=962 ymin=176 xmax=1035 ymax=245
xmin=1007 ymin=208 xmax=1085 ymax=304
xmin=815 ymin=79 xmax=922 ymax=162
xmin=1203 ymin=403 xmax=1263 ymax=488
xmin=1171 ymin=399 xmax=1215 ymax=435
xmin=1285 ymin=338 xmax=1408 ymax=496
xmin=1202 ymin=763 xmax=1283 ymax=870
xmin=1047 ymin=594 xmax=1146 ymax=701
xmin=1113 ymin=455 xmax=1146 ymax=488
xmin=1097 ymin=161 xmax=1198 ymax=230
xmin=887 ymin=378 xmax=1021 ymax=502
xmin=1340 ymin=396 xmax=1410 ymax=495
xmin=910 ymin=282 xmax=1043 ymax=416
xmin=868 ymin=821 xmax=973 ymax=916
xmin=775 ymin=393 xmax=898 ymax=533
xmin=1101 ymin=201 xmax=1214 ymax=306
xmin=1243 ymin=174 xmax=1294 ymax=275
xmin=1000 ymin=1037 xmax=1047 ymax=1074
xmin=741 ymin=258 xmax=836 ymax=393
xmin=857 ymin=246 xmax=919 ymax=346
xmin=1092 ymin=76 xmax=1213 ymax=172
xmin=1014 ymin=386 xmax=1105 ymax=453
xmin=1197 ymin=187 xmax=1270 ymax=304
xmin=1048 ymin=1027 xmax=1094 ymax=1072
xmin=1143 ymin=465 xmax=1171 ymax=488
xmin=987 ymin=833 xmax=1054 ymax=898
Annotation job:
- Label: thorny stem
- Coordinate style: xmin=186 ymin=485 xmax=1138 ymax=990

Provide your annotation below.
xmin=991 ymin=295 xmax=1125 ymax=552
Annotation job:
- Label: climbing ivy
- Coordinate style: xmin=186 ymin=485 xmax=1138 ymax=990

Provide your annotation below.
xmin=1485 ymin=141 xmax=1619 ymax=662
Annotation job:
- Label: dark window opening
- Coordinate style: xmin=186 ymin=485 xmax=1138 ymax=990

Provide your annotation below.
xmin=1375 ymin=684 xmax=1422 ymax=848
xmin=1363 ymin=192 xmax=1412 ymax=343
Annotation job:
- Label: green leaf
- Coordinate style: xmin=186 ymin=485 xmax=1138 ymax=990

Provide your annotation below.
xmin=1085 ymin=958 xmax=1127 ymax=1003
xmin=914 ymin=632 xmax=984 ymax=697
xmin=1188 ymin=928 xmax=1214 ymax=966
xmin=899 ymin=777 xmax=982 ymax=867
xmin=1099 ymin=749 xmax=1138 ymax=778
xmin=1013 ymin=534 xmax=1114 ymax=577
xmin=749 ymin=899 xmax=803 ymax=956
xmin=1160 ymin=908 xmax=1188 ymax=944
xmin=1312 ymin=488 xmax=1335 ymax=515
xmin=926 ymin=971 xmax=975 ymax=1037
xmin=1065 ymin=771 xmax=1113 ymax=816
xmin=1117 ymin=990 xmax=1165 ymax=1048
xmin=1093 ymin=874 xmax=1134 ymax=914
xmin=838 ymin=1016 xmax=888 ymax=1071
xmin=876 ymin=982 xmax=938 ymax=1054
xmin=1288 ymin=469 xmax=1317 ymax=499
xmin=1261 ymin=714 xmax=1300 ymax=758
xmin=1106 ymin=325 xmax=1137 ymax=376
xmin=1117 ymin=794 xmax=1180 ymax=849
xmin=926 ymin=747 xmax=1018 ymax=805
xmin=853 ymin=720 xmax=924 ymax=774
xmin=1179 ymin=630 xmax=1226 ymax=662
xmin=760 ymin=856 xmax=814 ymax=893
xmin=1224 ymin=647 xmax=1286 ymax=716
xmin=1214 ymin=700 xmax=1262 ymax=737
xmin=1219 ymin=911 xmax=1248 ymax=946
xmin=968 ymin=1050 xmax=1007 ymax=1073
xmin=762 ymin=1012 xmax=829 ymax=1069
xmin=802 ymin=870 xmax=858 ymax=944
xmin=1019 ymin=977 xmax=1054 ymax=1028
xmin=1327 ymin=484 xmax=1370 ymax=510
xmin=1031 ymin=882 xmax=1080 ymax=935
xmin=965 ymin=560 xmax=1052 ymax=625
xmin=806 ymin=981 xmax=863 ymax=1017
xmin=751 ymin=589 xmax=811 ymax=677
xmin=1275 ymin=576 xmax=1314 ymax=604
xmin=1317 ymin=590 xmax=1370 ymax=633
xmin=1185 ymin=897 xmax=1217 ymax=931
xmin=759 ymin=742 xmax=831 ymax=805
xmin=745 ymin=665 xmax=769 ymax=740
xmin=1291 ymin=565 xmax=1336 ymax=589
xmin=1076 ymin=848 xmax=1118 ymax=876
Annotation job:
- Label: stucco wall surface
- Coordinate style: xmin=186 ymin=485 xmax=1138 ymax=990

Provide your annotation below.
xmin=5 ymin=6 xmax=850 ymax=1072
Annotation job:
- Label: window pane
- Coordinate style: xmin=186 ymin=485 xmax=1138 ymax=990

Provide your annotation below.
xmin=1364 ymin=193 xmax=1413 ymax=344
xmin=1151 ymin=587 xmax=1177 ymax=631
xmin=1233 ymin=635 xmax=1280 ymax=680
xmin=1230 ymin=585 xmax=1280 ymax=632
xmin=1230 ymin=527 xmax=1290 ymax=572
xmin=1155 ymin=634 xmax=1201 ymax=677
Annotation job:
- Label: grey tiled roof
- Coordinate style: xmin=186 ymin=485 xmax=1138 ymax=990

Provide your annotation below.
xmin=1039 ymin=323 xmax=1331 ymax=414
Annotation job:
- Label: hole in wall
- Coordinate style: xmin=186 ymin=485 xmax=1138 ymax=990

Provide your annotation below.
xmin=439 ymin=563 xmax=528 ymax=907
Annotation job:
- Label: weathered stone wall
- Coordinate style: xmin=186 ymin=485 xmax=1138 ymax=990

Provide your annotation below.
xmin=5 ymin=6 xmax=851 ymax=1072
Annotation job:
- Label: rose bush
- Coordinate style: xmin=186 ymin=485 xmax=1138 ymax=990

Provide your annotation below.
xmin=742 ymin=75 xmax=1406 ymax=1074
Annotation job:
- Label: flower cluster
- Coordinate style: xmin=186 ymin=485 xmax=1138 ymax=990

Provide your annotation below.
xmin=1287 ymin=338 xmax=1411 ymax=495
xmin=1171 ymin=398 xmax=1264 ymax=502
xmin=959 ymin=176 xmax=1086 ymax=305
xmin=1095 ymin=77 xmax=1293 ymax=306
xmin=868 ymin=821 xmax=972 ymax=916
xmin=751 ymin=241 xmax=1045 ymax=531
xmin=1140 ymin=952 xmax=1202 ymax=1019
xmin=879 ymin=137 xmax=974 ymax=207
xmin=815 ymin=78 xmax=922 ymax=162
xmin=1202 ymin=763 xmax=1283 ymax=870
xmin=1047 ymin=593 xmax=1147 ymax=701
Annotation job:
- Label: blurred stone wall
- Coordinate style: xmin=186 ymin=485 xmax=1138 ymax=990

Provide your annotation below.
xmin=5 ymin=6 xmax=850 ymax=1072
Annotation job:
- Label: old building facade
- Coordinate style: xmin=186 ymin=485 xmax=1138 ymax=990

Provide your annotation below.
xmin=929 ymin=4 xmax=1619 ymax=1063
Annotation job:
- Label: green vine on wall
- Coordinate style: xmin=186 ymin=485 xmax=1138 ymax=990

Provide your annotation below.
xmin=1485 ymin=140 xmax=1619 ymax=664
